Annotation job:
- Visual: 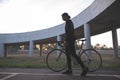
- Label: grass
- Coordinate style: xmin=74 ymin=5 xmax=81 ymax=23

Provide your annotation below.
xmin=0 ymin=53 xmax=120 ymax=70
xmin=101 ymin=54 xmax=120 ymax=69
xmin=0 ymin=57 xmax=47 ymax=68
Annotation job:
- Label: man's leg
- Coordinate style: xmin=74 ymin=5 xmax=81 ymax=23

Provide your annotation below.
xmin=62 ymin=44 xmax=72 ymax=74
xmin=70 ymin=45 xmax=85 ymax=68
xmin=70 ymin=41 xmax=88 ymax=76
xmin=66 ymin=46 xmax=72 ymax=70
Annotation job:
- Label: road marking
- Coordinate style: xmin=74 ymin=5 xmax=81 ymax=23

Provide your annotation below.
xmin=114 ymin=75 xmax=120 ymax=79
xmin=0 ymin=73 xmax=18 ymax=80
xmin=0 ymin=72 xmax=120 ymax=80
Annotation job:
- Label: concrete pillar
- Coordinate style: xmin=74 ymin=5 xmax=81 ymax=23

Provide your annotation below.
xmin=40 ymin=44 xmax=43 ymax=56
xmin=29 ymin=40 xmax=34 ymax=57
xmin=57 ymin=35 xmax=62 ymax=49
xmin=57 ymin=35 xmax=61 ymax=41
xmin=112 ymin=29 xmax=119 ymax=58
xmin=57 ymin=35 xmax=62 ymax=56
xmin=0 ymin=43 xmax=4 ymax=57
xmin=4 ymin=45 xmax=7 ymax=57
xmin=84 ymin=23 xmax=92 ymax=49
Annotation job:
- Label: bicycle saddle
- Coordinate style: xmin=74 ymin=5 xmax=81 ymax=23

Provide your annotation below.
xmin=80 ymin=38 xmax=86 ymax=41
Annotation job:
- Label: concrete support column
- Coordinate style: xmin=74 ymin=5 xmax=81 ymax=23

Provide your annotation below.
xmin=4 ymin=45 xmax=7 ymax=57
xmin=40 ymin=44 xmax=43 ymax=56
xmin=0 ymin=43 xmax=4 ymax=57
xmin=84 ymin=23 xmax=92 ymax=49
xmin=112 ymin=29 xmax=119 ymax=58
xmin=57 ymin=35 xmax=61 ymax=41
xmin=29 ymin=40 xmax=34 ymax=57
xmin=57 ymin=35 xmax=62 ymax=49
xmin=57 ymin=35 xmax=61 ymax=56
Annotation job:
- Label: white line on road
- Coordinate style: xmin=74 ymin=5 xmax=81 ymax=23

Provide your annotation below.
xmin=0 ymin=72 xmax=120 ymax=80
xmin=0 ymin=73 xmax=18 ymax=80
xmin=114 ymin=75 xmax=120 ymax=79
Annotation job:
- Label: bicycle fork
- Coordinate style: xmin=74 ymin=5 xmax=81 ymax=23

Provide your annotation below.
xmin=56 ymin=50 xmax=63 ymax=61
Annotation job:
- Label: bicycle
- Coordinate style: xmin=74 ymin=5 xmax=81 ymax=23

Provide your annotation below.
xmin=46 ymin=38 xmax=102 ymax=72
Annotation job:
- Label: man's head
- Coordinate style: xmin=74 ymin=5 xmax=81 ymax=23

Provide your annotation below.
xmin=62 ymin=13 xmax=71 ymax=21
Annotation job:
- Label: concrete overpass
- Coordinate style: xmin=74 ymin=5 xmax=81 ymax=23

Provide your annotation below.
xmin=0 ymin=0 xmax=120 ymax=57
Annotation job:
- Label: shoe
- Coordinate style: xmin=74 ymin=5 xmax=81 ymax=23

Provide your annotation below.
xmin=62 ymin=70 xmax=72 ymax=74
xmin=81 ymin=67 xmax=88 ymax=76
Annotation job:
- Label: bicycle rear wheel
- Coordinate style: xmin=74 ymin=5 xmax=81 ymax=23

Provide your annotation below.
xmin=80 ymin=49 xmax=102 ymax=72
xmin=46 ymin=49 xmax=67 ymax=72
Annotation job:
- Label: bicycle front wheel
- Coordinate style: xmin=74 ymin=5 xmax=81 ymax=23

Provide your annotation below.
xmin=46 ymin=49 xmax=67 ymax=72
xmin=80 ymin=49 xmax=102 ymax=72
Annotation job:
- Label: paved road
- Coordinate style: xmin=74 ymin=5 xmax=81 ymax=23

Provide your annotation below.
xmin=0 ymin=68 xmax=120 ymax=80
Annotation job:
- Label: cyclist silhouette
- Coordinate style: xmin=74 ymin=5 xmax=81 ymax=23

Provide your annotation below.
xmin=61 ymin=12 xmax=88 ymax=76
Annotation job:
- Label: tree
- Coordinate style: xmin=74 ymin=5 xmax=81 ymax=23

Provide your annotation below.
xmin=94 ymin=43 xmax=101 ymax=49
xmin=101 ymin=44 xmax=108 ymax=50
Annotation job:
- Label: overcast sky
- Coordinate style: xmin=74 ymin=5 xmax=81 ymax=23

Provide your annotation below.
xmin=0 ymin=0 xmax=94 ymax=33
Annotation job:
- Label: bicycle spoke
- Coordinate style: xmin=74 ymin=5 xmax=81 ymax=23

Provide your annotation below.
xmin=46 ymin=49 xmax=67 ymax=72
xmin=80 ymin=49 xmax=102 ymax=72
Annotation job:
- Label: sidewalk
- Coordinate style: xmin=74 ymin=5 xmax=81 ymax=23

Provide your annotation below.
xmin=0 ymin=68 xmax=120 ymax=80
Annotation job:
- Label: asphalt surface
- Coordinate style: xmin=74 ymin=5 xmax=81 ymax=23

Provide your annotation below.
xmin=0 ymin=68 xmax=120 ymax=80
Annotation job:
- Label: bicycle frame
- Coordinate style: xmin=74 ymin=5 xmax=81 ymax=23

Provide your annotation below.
xmin=76 ymin=39 xmax=86 ymax=55
xmin=47 ymin=39 xmax=102 ymax=72
xmin=56 ymin=41 xmax=65 ymax=60
xmin=56 ymin=49 xmax=65 ymax=61
xmin=77 ymin=39 xmax=93 ymax=58
xmin=57 ymin=39 xmax=91 ymax=57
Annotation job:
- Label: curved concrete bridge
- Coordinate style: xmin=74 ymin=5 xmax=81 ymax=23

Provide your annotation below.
xmin=0 ymin=0 xmax=120 ymax=57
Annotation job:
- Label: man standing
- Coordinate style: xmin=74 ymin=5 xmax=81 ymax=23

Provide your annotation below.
xmin=61 ymin=13 xmax=88 ymax=76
